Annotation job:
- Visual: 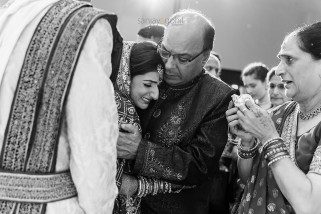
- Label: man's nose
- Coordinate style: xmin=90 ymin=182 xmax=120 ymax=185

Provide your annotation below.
xmin=275 ymin=62 xmax=285 ymax=77
xmin=165 ymin=55 xmax=175 ymax=70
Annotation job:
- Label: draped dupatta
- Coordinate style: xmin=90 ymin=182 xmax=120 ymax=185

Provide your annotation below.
xmin=114 ymin=41 xmax=142 ymax=214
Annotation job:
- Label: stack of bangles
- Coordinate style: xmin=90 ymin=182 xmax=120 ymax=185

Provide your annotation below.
xmin=137 ymin=177 xmax=172 ymax=198
xmin=263 ymin=137 xmax=290 ymax=166
xmin=237 ymin=140 xmax=259 ymax=159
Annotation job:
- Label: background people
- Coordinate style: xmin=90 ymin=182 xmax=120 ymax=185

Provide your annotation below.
xmin=137 ymin=24 xmax=165 ymax=44
xmin=241 ymin=62 xmax=272 ymax=110
xmin=205 ymin=51 xmax=222 ymax=79
xmin=267 ymin=66 xmax=291 ymax=108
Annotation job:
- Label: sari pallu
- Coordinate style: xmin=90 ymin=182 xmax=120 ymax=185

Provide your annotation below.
xmin=238 ymin=102 xmax=298 ymax=214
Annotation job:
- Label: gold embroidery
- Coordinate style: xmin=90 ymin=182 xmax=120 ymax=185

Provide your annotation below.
xmin=0 ymin=0 xmax=110 ymax=213
xmin=0 ymin=171 xmax=76 ymax=203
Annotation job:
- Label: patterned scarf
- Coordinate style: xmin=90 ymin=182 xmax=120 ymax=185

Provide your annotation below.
xmin=238 ymin=102 xmax=299 ymax=214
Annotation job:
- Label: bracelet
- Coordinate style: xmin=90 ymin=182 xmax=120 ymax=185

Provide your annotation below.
xmin=237 ymin=140 xmax=259 ymax=159
xmin=263 ymin=137 xmax=290 ymax=166
xmin=262 ymin=137 xmax=283 ymax=150
xmin=268 ymin=154 xmax=290 ymax=166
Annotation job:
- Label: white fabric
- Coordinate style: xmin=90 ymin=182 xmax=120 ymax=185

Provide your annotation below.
xmin=0 ymin=0 xmax=58 ymax=87
xmin=0 ymin=1 xmax=118 ymax=213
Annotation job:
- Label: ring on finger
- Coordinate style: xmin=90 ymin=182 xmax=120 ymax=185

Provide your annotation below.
xmin=240 ymin=108 xmax=247 ymax=112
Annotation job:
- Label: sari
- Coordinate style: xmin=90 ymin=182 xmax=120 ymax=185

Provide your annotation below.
xmin=238 ymin=101 xmax=321 ymax=214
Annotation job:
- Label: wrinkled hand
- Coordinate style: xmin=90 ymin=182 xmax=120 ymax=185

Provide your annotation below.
xmin=226 ymin=101 xmax=254 ymax=146
xmin=117 ymin=124 xmax=141 ymax=159
xmin=237 ymin=100 xmax=279 ymax=143
xmin=119 ymin=174 xmax=138 ymax=197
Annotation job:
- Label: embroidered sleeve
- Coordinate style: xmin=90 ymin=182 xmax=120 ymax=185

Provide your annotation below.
xmin=309 ymin=145 xmax=321 ymax=175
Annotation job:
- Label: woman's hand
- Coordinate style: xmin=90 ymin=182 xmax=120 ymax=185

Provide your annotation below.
xmin=237 ymin=100 xmax=279 ymax=143
xmin=226 ymin=101 xmax=254 ymax=146
xmin=119 ymin=174 xmax=138 ymax=197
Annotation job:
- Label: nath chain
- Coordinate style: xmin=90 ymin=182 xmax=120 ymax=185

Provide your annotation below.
xmin=299 ymin=105 xmax=321 ymax=120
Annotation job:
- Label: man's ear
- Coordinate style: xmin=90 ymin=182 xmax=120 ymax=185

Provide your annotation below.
xmin=201 ymin=50 xmax=210 ymax=66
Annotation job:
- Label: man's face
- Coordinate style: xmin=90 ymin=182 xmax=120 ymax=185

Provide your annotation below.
xmin=160 ymin=24 xmax=206 ymax=86
xmin=205 ymin=55 xmax=221 ymax=78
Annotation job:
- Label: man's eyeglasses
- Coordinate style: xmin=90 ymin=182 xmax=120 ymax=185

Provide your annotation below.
xmin=157 ymin=43 xmax=207 ymax=65
xmin=269 ymin=83 xmax=285 ymax=90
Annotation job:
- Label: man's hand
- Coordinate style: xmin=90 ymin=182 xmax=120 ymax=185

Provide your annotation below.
xmin=117 ymin=123 xmax=142 ymax=159
xmin=119 ymin=174 xmax=138 ymax=197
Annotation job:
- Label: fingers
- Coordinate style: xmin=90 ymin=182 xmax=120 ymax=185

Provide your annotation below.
xmin=226 ymin=106 xmax=238 ymax=117
xmin=245 ymin=99 xmax=256 ymax=109
xmin=120 ymin=123 xmax=138 ymax=134
xmin=226 ymin=113 xmax=239 ymax=124
xmin=228 ymin=100 xmax=234 ymax=109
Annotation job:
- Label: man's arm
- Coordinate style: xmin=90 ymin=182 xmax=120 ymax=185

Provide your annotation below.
xmin=133 ymin=91 xmax=234 ymax=185
xmin=66 ymin=19 xmax=118 ymax=214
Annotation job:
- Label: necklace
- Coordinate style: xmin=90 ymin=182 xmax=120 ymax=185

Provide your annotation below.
xmin=299 ymin=105 xmax=321 ymax=120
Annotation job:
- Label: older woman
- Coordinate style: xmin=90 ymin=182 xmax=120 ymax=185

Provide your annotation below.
xmin=267 ymin=66 xmax=291 ymax=108
xmin=226 ymin=21 xmax=321 ymax=214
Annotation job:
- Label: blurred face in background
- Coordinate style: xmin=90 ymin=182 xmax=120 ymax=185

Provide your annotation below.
xmin=242 ymin=74 xmax=268 ymax=101
xmin=268 ymin=74 xmax=290 ymax=107
xmin=205 ymin=54 xmax=221 ymax=78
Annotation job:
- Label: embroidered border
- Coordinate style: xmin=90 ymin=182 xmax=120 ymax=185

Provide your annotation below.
xmin=25 ymin=6 xmax=106 ymax=173
xmin=280 ymin=104 xmax=299 ymax=163
xmin=0 ymin=0 xmax=111 ymax=213
xmin=0 ymin=0 xmax=86 ymax=172
xmin=0 ymin=171 xmax=76 ymax=203
xmin=309 ymin=145 xmax=321 ymax=175
xmin=115 ymin=41 xmax=135 ymax=95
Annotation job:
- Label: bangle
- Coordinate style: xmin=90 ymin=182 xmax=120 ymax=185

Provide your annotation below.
xmin=262 ymin=137 xmax=283 ymax=150
xmin=263 ymin=138 xmax=290 ymax=166
xmin=268 ymin=154 xmax=290 ymax=166
xmin=152 ymin=179 xmax=158 ymax=195
xmin=237 ymin=140 xmax=259 ymax=159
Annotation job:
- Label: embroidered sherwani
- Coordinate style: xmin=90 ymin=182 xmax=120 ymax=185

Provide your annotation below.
xmin=136 ymin=73 xmax=236 ymax=214
xmin=0 ymin=0 xmax=119 ymax=213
